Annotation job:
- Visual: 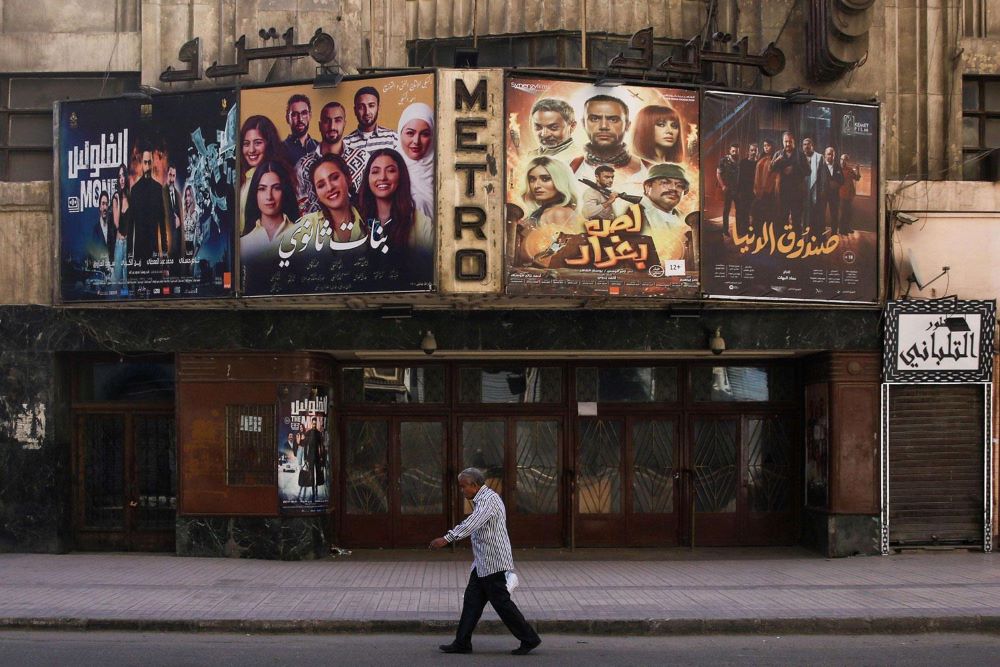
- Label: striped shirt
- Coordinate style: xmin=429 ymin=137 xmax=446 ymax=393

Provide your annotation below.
xmin=343 ymin=125 xmax=398 ymax=154
xmin=445 ymin=485 xmax=515 ymax=577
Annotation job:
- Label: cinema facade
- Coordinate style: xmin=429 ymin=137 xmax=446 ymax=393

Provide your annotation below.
xmin=0 ymin=67 xmax=991 ymax=561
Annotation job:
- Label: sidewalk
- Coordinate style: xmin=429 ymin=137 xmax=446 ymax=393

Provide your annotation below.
xmin=0 ymin=548 xmax=998 ymax=635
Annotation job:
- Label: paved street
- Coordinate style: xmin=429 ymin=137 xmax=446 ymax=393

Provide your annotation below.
xmin=0 ymin=548 xmax=998 ymax=634
xmin=0 ymin=631 xmax=997 ymax=666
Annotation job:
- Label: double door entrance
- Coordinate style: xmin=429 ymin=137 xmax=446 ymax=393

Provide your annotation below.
xmin=575 ymin=413 xmax=796 ymax=547
xmin=74 ymin=409 xmax=176 ymax=551
xmin=337 ymin=408 xmax=798 ymax=548
xmin=339 ymin=416 xmax=562 ymax=547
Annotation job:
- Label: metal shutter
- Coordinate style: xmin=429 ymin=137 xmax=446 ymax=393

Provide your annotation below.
xmin=888 ymin=385 xmax=984 ymax=546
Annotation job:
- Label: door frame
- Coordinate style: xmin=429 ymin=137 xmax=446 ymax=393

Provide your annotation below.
xmin=72 ymin=406 xmax=175 ymax=551
xmin=338 ymin=415 xmax=451 ymax=548
xmin=455 ymin=414 xmax=565 ymax=547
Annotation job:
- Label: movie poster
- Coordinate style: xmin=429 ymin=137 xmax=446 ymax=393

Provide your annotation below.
xmin=58 ymin=90 xmax=237 ymax=301
xmin=701 ymin=92 xmax=879 ymax=302
xmin=278 ymin=384 xmax=331 ymax=513
xmin=505 ymin=76 xmax=700 ymax=297
xmin=239 ymin=73 xmax=436 ymax=295
xmin=805 ymin=382 xmax=829 ymax=508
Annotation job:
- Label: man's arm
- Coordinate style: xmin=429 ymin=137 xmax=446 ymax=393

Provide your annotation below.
xmin=429 ymin=494 xmax=495 ymax=548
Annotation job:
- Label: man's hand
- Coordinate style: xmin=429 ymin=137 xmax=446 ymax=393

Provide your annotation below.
xmin=429 ymin=537 xmax=448 ymax=550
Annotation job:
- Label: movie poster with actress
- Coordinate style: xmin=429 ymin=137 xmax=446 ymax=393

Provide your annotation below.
xmin=701 ymin=91 xmax=879 ymax=302
xmin=239 ymin=72 xmax=435 ymax=296
xmin=58 ymin=90 xmax=237 ymax=302
xmin=505 ymin=75 xmax=700 ymax=298
xmin=277 ymin=384 xmax=331 ymax=513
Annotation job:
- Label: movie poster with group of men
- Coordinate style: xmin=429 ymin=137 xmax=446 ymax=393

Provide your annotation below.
xmin=239 ymin=73 xmax=436 ymax=296
xmin=505 ymin=76 xmax=701 ymax=298
xmin=701 ymin=92 xmax=879 ymax=302
xmin=56 ymin=72 xmax=880 ymax=305
xmin=58 ymin=90 xmax=237 ymax=301
xmin=277 ymin=384 xmax=331 ymax=513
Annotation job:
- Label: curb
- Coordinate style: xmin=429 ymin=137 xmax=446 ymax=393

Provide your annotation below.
xmin=1 ymin=616 xmax=999 ymax=635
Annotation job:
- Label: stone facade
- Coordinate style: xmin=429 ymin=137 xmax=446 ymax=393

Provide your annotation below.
xmin=0 ymin=1 xmax=996 ymax=557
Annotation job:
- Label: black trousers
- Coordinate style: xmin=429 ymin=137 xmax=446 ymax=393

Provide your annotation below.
xmin=454 ymin=569 xmax=540 ymax=648
xmin=722 ymin=191 xmax=736 ymax=236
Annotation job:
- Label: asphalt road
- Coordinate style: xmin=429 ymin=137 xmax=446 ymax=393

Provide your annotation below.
xmin=0 ymin=631 xmax=996 ymax=666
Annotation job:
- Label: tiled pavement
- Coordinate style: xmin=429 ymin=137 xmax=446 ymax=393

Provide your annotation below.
xmin=0 ymin=548 xmax=998 ymax=633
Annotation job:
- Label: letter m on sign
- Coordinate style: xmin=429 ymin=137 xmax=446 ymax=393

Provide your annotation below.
xmin=455 ymin=79 xmax=487 ymax=111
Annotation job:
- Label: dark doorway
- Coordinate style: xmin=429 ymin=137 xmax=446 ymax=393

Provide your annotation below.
xmin=71 ymin=356 xmax=176 ymax=552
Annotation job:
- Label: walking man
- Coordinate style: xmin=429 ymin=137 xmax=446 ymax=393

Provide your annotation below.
xmin=430 ymin=468 xmax=542 ymax=656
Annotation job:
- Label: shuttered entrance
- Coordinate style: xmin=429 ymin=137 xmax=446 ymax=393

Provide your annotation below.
xmin=888 ymin=385 xmax=985 ymax=547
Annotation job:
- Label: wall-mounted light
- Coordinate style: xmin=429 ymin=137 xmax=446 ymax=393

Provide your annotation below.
xmin=313 ymin=65 xmax=343 ymax=88
xmin=709 ymin=327 xmax=726 ymax=355
xmin=420 ymin=331 xmax=437 ymax=356
xmin=379 ymin=305 xmax=412 ymax=319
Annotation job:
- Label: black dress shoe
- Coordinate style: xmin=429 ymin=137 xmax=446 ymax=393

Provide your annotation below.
xmin=511 ymin=638 xmax=541 ymax=655
xmin=439 ymin=643 xmax=472 ymax=654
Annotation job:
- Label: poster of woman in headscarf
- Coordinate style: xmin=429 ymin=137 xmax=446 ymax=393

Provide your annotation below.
xmin=239 ymin=73 xmax=435 ymax=296
xmin=504 ymin=75 xmax=700 ymax=297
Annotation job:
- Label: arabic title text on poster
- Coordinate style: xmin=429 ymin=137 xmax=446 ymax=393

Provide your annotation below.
xmin=505 ymin=76 xmax=701 ymax=298
xmin=701 ymin=92 xmax=879 ymax=303
xmin=239 ymin=73 xmax=436 ymax=296
xmin=58 ymin=91 xmax=237 ymax=301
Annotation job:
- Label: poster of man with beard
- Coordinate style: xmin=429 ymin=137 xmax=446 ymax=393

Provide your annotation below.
xmin=505 ymin=75 xmax=701 ymax=298
xmin=277 ymin=385 xmax=331 ymax=513
xmin=701 ymin=91 xmax=879 ymax=303
xmin=58 ymin=90 xmax=237 ymax=302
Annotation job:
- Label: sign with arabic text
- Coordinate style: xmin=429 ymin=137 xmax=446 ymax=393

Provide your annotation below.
xmin=238 ymin=72 xmax=435 ymax=296
xmin=883 ymin=299 xmax=996 ymax=382
xmin=504 ymin=75 xmax=700 ymax=297
xmin=58 ymin=90 xmax=237 ymax=302
xmin=701 ymin=91 xmax=879 ymax=302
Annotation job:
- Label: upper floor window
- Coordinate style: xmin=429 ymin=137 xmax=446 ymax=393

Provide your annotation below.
xmin=0 ymin=74 xmax=138 ymax=182
xmin=961 ymin=77 xmax=1000 ymax=180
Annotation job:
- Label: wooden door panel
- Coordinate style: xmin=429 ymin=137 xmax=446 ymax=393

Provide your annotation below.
xmin=628 ymin=418 xmax=680 ymax=547
xmin=574 ymin=417 xmax=624 ymax=546
xmin=689 ymin=417 xmax=739 ymax=546
xmin=75 ymin=410 xmax=175 ymax=552
xmin=510 ymin=418 xmax=562 ymax=546
xmin=741 ymin=414 xmax=797 ymax=545
xmin=395 ymin=420 xmax=448 ymax=546
xmin=340 ymin=419 xmax=391 ymax=547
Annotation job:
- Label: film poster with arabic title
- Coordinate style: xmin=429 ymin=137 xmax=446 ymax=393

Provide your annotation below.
xmin=278 ymin=384 xmax=331 ymax=513
xmin=505 ymin=76 xmax=701 ymax=297
xmin=58 ymin=90 xmax=237 ymax=302
xmin=701 ymin=92 xmax=879 ymax=302
xmin=239 ymin=73 xmax=435 ymax=296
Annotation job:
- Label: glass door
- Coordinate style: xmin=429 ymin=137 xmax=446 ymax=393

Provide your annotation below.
xmin=458 ymin=417 xmax=563 ymax=547
xmin=575 ymin=417 xmax=680 ymax=547
xmin=341 ymin=417 xmax=448 ymax=547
